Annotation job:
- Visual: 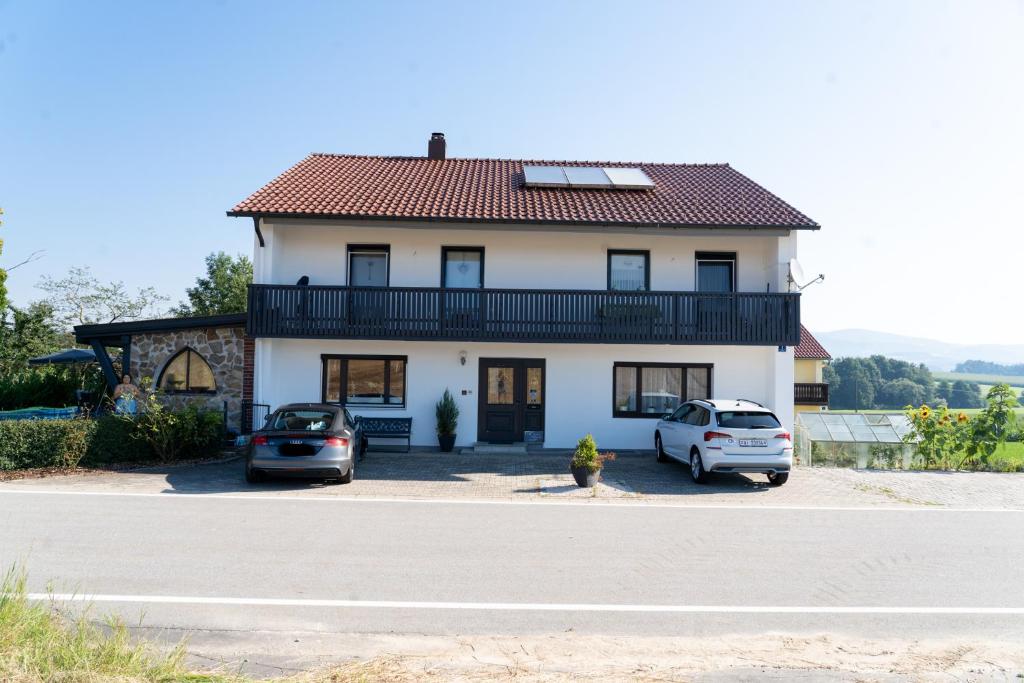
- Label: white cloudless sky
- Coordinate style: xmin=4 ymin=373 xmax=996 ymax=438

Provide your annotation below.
xmin=0 ymin=0 xmax=1021 ymax=344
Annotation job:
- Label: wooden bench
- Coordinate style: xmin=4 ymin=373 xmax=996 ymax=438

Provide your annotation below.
xmin=357 ymin=416 xmax=413 ymax=453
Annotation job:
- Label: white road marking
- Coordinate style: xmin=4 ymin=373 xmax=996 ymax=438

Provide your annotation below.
xmin=0 ymin=487 xmax=1020 ymax=512
xmin=21 ymin=593 xmax=1024 ymax=614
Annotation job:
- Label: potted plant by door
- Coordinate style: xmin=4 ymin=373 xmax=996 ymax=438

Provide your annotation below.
xmin=435 ymin=388 xmax=459 ymax=452
xmin=570 ymin=434 xmax=616 ymax=488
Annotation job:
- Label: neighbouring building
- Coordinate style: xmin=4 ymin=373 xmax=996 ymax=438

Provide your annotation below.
xmin=74 ymin=314 xmax=254 ymax=433
xmin=222 ymin=133 xmax=819 ymax=449
xmin=793 ymin=324 xmax=832 ymax=416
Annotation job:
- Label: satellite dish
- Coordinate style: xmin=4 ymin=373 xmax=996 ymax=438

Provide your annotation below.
xmin=788 ymin=258 xmax=824 ymax=291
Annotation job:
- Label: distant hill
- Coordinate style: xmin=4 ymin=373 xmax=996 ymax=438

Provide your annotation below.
xmin=814 ymin=329 xmax=1024 ymax=372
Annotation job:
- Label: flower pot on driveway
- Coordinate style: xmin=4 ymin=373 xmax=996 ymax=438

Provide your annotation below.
xmin=438 ymin=434 xmax=456 ymax=452
xmin=571 ymin=465 xmax=600 ymax=488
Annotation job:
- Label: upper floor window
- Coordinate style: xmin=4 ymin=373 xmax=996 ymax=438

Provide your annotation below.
xmin=348 ymin=245 xmax=389 ymax=287
xmin=442 ymin=247 xmax=484 ymax=288
xmin=696 ymin=251 xmax=735 ymax=292
xmin=608 ymin=250 xmax=649 ymax=291
xmin=158 ymin=347 xmax=217 ymax=394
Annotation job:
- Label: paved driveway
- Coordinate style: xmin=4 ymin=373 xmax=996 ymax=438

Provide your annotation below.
xmin=2 ymin=450 xmax=1023 ymax=509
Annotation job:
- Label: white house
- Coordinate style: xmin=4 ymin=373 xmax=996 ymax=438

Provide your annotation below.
xmin=227 ymin=133 xmax=818 ymax=450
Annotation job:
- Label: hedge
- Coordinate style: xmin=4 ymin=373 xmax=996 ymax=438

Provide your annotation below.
xmin=0 ymin=409 xmax=224 ymax=472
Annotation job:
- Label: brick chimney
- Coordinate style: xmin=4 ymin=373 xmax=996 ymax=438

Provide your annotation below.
xmin=428 ymin=132 xmax=446 ymax=160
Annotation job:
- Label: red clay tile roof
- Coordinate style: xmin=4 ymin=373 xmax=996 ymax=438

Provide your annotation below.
xmin=795 ymin=325 xmax=831 ymax=360
xmin=228 ymin=154 xmax=818 ymax=230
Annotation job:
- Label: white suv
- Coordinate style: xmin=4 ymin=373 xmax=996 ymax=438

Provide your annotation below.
xmin=654 ymin=399 xmax=793 ymax=485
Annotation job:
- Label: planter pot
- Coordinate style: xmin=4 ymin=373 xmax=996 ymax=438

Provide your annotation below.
xmin=438 ymin=434 xmax=456 ymax=452
xmin=571 ymin=465 xmax=600 ymax=488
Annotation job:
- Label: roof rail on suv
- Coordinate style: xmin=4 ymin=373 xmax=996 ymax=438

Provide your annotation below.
xmin=733 ymin=398 xmax=765 ymax=408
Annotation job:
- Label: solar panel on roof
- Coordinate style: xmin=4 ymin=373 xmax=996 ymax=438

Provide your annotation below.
xmin=564 ymin=166 xmax=612 ymax=188
xmin=603 ymin=167 xmax=655 ymax=189
xmin=523 ymin=165 xmax=655 ymax=191
xmin=523 ymin=165 xmax=569 ymax=187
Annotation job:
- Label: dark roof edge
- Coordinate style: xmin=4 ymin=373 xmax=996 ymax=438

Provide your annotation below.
xmin=225 ymin=210 xmax=821 ymax=231
xmin=75 ymin=313 xmax=247 ymax=342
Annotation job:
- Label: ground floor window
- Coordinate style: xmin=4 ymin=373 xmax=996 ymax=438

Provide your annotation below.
xmin=612 ymin=363 xmax=712 ymax=418
xmin=321 ymin=355 xmax=407 ymax=407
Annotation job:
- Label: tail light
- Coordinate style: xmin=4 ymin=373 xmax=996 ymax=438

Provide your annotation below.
xmin=775 ymin=432 xmax=792 ymax=441
xmin=324 ymin=437 xmax=349 ymax=448
xmin=252 ymin=435 xmax=268 ymax=446
xmin=703 ymin=431 xmax=732 ymax=442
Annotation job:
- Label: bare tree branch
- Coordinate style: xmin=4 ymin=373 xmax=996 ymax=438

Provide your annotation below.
xmin=5 ymin=250 xmax=45 ymax=272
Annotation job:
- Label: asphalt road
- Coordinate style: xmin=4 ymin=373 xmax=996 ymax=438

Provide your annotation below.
xmin=2 ymin=489 xmax=1023 ymax=642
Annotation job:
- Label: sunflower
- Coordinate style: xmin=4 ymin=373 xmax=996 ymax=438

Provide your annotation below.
xmin=919 ymin=405 xmax=931 ymax=419
xmin=957 ymin=412 xmax=969 ymax=424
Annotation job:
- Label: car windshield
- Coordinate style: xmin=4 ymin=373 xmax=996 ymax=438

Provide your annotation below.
xmin=270 ymin=410 xmax=335 ymax=432
xmin=716 ymin=411 xmax=781 ymax=429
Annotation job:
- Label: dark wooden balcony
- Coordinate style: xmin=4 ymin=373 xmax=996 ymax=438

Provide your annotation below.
xmin=247 ymin=285 xmax=801 ymax=346
xmin=794 ymin=382 xmax=830 ymax=405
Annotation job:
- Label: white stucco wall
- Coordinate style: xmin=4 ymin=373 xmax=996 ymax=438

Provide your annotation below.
xmin=254 ymin=219 xmax=791 ymax=293
xmin=255 ymin=338 xmax=793 ymax=450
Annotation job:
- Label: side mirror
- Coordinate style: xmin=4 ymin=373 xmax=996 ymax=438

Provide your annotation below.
xmin=263 ymin=415 xmax=273 ymax=427
xmin=662 ymin=413 xmax=674 ymax=421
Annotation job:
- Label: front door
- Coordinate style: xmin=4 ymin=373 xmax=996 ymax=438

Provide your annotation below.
xmin=478 ymin=359 xmax=545 ymax=443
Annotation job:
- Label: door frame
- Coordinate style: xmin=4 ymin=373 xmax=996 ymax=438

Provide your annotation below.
xmin=477 ymin=358 xmax=546 ymax=443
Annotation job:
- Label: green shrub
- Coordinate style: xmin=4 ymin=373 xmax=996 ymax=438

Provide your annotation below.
xmin=82 ymin=415 xmax=152 ymax=466
xmin=0 ymin=405 xmax=224 ymax=472
xmin=435 ymin=388 xmax=459 ymax=436
xmin=0 ymin=419 xmax=93 ymax=470
xmin=570 ymin=433 xmax=615 ymax=473
xmin=0 ymin=365 xmax=106 ymax=411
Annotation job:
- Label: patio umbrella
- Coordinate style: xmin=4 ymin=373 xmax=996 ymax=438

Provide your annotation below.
xmin=27 ymin=348 xmax=97 ymax=366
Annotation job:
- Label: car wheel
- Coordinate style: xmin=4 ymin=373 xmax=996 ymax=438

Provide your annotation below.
xmin=767 ymin=471 xmax=789 ymax=486
xmin=245 ymin=464 xmax=265 ymax=484
xmin=655 ymin=434 xmax=669 ymax=463
xmin=690 ymin=448 xmax=709 ymax=484
xmin=339 ymin=461 xmax=354 ymax=484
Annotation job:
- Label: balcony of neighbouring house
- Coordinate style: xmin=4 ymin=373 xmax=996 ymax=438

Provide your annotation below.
xmin=794 ymin=382 xmax=830 ymax=405
xmin=247 ymin=284 xmax=801 ymax=346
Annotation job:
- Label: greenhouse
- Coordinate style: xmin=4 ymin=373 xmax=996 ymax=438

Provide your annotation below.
xmin=794 ymin=412 xmax=917 ymax=468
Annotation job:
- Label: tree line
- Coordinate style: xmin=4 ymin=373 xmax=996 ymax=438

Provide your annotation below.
xmin=954 ymin=360 xmax=1024 ymax=377
xmin=823 ymin=355 xmax=1002 ymax=410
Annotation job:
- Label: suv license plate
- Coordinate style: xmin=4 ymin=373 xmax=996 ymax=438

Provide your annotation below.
xmin=739 ymin=439 xmax=767 ymax=447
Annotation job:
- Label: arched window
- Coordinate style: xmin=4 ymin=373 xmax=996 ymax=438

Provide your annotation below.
xmin=158 ymin=347 xmax=217 ymax=393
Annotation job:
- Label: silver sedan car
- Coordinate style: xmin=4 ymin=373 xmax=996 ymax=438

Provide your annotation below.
xmin=245 ymin=403 xmax=361 ymax=484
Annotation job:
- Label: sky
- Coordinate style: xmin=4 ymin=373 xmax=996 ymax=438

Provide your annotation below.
xmin=1 ymin=0 xmax=1022 ymax=344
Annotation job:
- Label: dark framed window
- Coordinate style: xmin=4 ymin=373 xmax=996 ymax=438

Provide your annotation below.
xmin=607 ymin=250 xmax=650 ymax=291
xmin=348 ymin=244 xmax=390 ymax=287
xmin=441 ymin=246 xmax=484 ymax=288
xmin=321 ymin=354 xmax=407 ymax=407
xmin=696 ymin=251 xmax=736 ymax=292
xmin=612 ymin=362 xmax=712 ymax=418
xmin=158 ymin=347 xmax=217 ymax=394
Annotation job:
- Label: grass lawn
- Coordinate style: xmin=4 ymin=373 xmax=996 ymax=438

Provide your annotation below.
xmin=992 ymin=441 xmax=1024 ymax=469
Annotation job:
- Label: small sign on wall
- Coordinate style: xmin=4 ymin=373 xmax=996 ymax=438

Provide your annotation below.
xmin=524 ymin=430 xmax=544 ymax=445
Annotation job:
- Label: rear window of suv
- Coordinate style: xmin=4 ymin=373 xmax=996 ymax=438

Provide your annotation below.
xmin=270 ymin=410 xmax=335 ymax=431
xmin=716 ymin=411 xmax=781 ymax=429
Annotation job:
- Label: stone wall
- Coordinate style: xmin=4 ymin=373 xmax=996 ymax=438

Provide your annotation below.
xmin=130 ymin=325 xmax=246 ymax=432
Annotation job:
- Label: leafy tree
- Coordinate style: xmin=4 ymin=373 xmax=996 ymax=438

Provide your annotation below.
xmin=172 ymin=252 xmax=252 ymax=317
xmin=954 ymin=360 xmax=1024 ymax=376
xmin=0 ymin=302 xmax=67 ymax=376
xmin=876 ymin=378 xmax=926 ymax=409
xmin=37 ymin=266 xmax=167 ymax=330
xmin=829 ymin=358 xmax=880 ymax=410
xmin=948 ymin=380 xmax=984 ymax=409
xmin=935 ymin=380 xmax=952 ymax=405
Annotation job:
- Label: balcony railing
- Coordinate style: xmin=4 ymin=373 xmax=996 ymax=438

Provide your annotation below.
xmin=794 ymin=382 xmax=830 ymax=405
xmin=247 ymin=284 xmax=801 ymax=346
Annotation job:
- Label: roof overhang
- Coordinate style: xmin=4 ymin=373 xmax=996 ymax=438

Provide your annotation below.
xmin=74 ymin=313 xmax=247 ymax=345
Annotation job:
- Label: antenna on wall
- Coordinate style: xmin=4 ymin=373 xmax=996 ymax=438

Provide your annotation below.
xmin=788 ymin=258 xmax=824 ymax=292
